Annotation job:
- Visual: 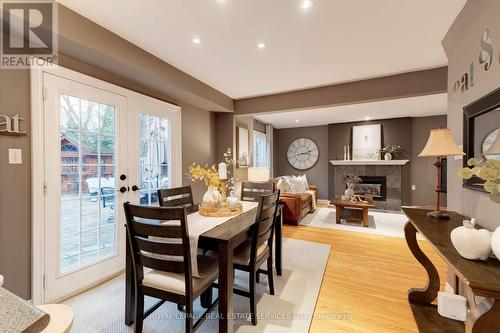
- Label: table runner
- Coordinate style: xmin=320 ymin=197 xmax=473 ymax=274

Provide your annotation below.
xmin=160 ymin=201 xmax=258 ymax=277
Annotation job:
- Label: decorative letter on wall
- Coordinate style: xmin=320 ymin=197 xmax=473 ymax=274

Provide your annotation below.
xmin=0 ymin=114 xmax=27 ymax=136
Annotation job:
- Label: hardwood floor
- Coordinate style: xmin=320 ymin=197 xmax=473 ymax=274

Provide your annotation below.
xmin=283 ymin=222 xmax=448 ymax=333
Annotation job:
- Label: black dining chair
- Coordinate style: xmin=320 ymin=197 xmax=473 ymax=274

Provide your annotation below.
xmin=240 ymin=181 xmax=274 ymax=202
xmin=232 ymin=191 xmax=280 ymax=325
xmin=157 ymin=185 xmax=197 ymax=212
xmin=123 ymin=202 xmax=218 ymax=333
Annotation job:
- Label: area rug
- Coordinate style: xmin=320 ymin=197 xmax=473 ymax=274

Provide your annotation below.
xmin=300 ymin=206 xmax=409 ymax=238
xmin=64 ymin=238 xmax=330 ymax=333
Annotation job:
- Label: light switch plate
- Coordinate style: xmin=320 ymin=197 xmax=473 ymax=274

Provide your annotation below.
xmin=411 ymin=185 xmax=416 ymax=191
xmin=8 ymin=148 xmax=22 ymax=164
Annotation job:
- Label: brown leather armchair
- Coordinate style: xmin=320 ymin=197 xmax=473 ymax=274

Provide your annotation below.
xmin=272 ymin=180 xmax=318 ymax=225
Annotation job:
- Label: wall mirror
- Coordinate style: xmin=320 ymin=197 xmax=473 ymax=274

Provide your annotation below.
xmin=463 ymin=86 xmax=500 ymax=191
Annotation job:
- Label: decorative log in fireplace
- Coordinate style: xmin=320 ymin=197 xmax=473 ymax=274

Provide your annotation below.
xmin=352 ymin=176 xmax=387 ymax=201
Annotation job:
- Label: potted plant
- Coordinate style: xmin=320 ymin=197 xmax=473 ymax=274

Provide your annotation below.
xmin=188 ymin=148 xmax=236 ymax=208
xmin=380 ymin=144 xmax=403 ymax=160
xmin=342 ymin=173 xmax=362 ymax=196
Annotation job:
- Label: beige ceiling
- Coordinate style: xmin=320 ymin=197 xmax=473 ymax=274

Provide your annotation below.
xmin=255 ymin=93 xmax=447 ymax=129
xmin=57 ymin=0 xmax=466 ymax=99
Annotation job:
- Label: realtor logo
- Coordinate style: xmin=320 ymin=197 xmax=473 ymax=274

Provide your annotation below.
xmin=1 ymin=0 xmax=58 ymax=68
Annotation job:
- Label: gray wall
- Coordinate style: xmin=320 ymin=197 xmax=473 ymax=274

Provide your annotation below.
xmin=274 ymin=125 xmax=329 ymax=199
xmin=328 ymin=118 xmax=412 ymax=205
xmin=0 ymin=6 xmax=220 ymax=298
xmin=273 ymin=117 xmax=448 ymax=205
xmin=411 ymin=116 xmax=447 ymax=207
xmin=442 ymin=0 xmax=500 ymax=231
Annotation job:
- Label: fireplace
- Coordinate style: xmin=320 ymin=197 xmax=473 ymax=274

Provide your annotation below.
xmin=353 ymin=176 xmax=387 ymax=201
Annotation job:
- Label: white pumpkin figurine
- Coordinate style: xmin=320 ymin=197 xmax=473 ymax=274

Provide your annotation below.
xmin=492 ymin=227 xmax=500 ymax=260
xmin=226 ymin=191 xmax=239 ymax=207
xmin=450 ymin=218 xmax=492 ymax=261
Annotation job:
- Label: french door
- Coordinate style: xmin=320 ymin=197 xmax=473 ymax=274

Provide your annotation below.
xmin=41 ymin=70 xmax=181 ymax=303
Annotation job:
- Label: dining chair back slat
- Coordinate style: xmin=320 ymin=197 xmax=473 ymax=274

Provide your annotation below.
xmin=158 ymin=186 xmax=195 ymax=211
xmin=241 ymin=182 xmax=275 ymax=202
xmin=135 ymin=236 xmax=184 ymax=256
xmin=139 ymin=255 xmax=185 ymax=274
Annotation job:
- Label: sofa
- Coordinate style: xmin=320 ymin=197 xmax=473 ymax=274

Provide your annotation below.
xmin=272 ymin=176 xmax=318 ymax=225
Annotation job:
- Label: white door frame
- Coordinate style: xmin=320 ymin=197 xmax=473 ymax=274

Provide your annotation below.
xmin=30 ymin=66 xmax=182 ymax=304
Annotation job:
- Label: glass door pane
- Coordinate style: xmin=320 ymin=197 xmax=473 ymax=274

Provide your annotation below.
xmin=138 ymin=112 xmax=170 ymax=206
xmin=60 ymin=94 xmax=117 ymax=273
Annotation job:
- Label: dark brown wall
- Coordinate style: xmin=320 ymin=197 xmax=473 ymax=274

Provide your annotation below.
xmin=411 ymin=116 xmax=447 ymax=207
xmin=274 ymin=126 xmax=329 ymax=199
xmin=0 ymin=70 xmax=31 ymax=298
xmin=328 ymin=118 xmax=412 ymax=204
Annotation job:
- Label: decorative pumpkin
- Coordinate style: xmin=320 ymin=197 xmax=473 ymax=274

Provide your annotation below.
xmin=450 ymin=218 xmax=492 ymax=261
xmin=492 ymin=227 xmax=500 ymax=260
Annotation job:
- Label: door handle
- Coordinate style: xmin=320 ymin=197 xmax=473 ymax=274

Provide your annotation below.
xmin=131 ymin=185 xmax=140 ymax=192
xmin=119 ymin=186 xmax=129 ymax=193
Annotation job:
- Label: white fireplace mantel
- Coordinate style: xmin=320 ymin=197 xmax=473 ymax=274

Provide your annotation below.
xmin=330 ymin=159 xmax=410 ymax=166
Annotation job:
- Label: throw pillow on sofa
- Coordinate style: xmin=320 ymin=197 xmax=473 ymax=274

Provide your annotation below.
xmin=300 ymin=174 xmax=309 ymax=189
xmin=291 ymin=175 xmax=308 ymax=193
xmin=276 ymin=176 xmax=296 ymax=193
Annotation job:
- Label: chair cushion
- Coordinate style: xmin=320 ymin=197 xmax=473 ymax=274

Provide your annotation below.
xmin=233 ymin=240 xmax=269 ymax=266
xmin=142 ymin=255 xmax=218 ymax=295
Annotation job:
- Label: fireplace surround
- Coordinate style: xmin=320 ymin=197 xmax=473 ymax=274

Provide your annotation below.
xmin=331 ymin=161 xmax=407 ymax=210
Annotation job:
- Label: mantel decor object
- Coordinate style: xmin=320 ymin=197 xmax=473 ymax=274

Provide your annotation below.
xmin=419 ymin=128 xmax=464 ymax=219
xmin=380 ymin=144 xmax=403 ymax=161
xmin=450 ymin=218 xmax=492 ymax=261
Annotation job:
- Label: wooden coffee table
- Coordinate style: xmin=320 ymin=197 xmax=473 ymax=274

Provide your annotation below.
xmin=331 ymin=196 xmax=375 ymax=227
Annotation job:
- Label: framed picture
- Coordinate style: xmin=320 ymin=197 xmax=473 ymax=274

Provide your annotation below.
xmin=463 ymin=86 xmax=500 ymax=191
xmin=236 ymin=126 xmax=249 ymax=168
xmin=352 ymin=124 xmax=382 ymax=160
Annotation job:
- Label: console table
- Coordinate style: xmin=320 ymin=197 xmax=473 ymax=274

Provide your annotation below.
xmin=403 ymin=207 xmax=500 ymax=333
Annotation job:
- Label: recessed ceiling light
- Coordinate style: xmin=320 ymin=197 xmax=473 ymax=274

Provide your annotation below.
xmin=192 ymin=37 xmax=201 ymax=44
xmin=364 ymin=116 xmax=371 ymax=121
xmin=257 ymin=42 xmax=266 ymax=49
xmin=295 ymin=119 xmax=300 ymax=123
xmin=300 ymin=0 xmax=314 ymax=9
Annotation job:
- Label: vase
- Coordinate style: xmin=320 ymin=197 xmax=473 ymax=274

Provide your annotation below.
xmin=384 ymin=152 xmax=392 ymax=161
xmin=492 ymin=227 xmax=500 ymax=260
xmin=202 ymin=187 xmax=222 ymax=208
xmin=344 ymin=183 xmax=355 ymax=196
xmin=450 ymin=219 xmax=492 ymax=260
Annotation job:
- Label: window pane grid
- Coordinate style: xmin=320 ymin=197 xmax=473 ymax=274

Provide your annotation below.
xmin=60 ymin=94 xmax=117 ymax=273
xmin=139 ymin=113 xmax=170 ymax=206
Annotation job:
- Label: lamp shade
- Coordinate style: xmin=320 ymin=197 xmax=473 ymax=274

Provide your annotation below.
xmin=247 ymin=167 xmax=270 ymax=182
xmin=485 ymin=130 xmax=500 ymax=155
xmin=419 ymin=128 xmax=465 ymax=157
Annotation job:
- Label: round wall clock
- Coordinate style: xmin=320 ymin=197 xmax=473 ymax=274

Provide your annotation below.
xmin=287 ymin=137 xmax=319 ymax=170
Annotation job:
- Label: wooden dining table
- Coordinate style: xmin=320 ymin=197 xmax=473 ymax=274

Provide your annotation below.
xmin=124 ymin=204 xmax=283 ymax=333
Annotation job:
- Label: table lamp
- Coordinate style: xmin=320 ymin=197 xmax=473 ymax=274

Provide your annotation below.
xmin=419 ymin=128 xmax=464 ymax=219
xmin=247 ymin=167 xmax=270 ymax=182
